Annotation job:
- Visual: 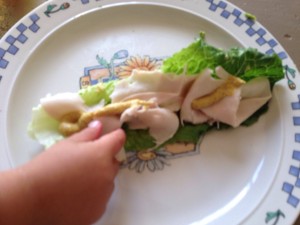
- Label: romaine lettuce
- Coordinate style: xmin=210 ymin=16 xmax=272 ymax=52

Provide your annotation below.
xmin=28 ymin=105 xmax=63 ymax=148
xmin=161 ymin=123 xmax=211 ymax=146
xmin=162 ymin=35 xmax=284 ymax=87
xmin=78 ymin=80 xmax=115 ymax=106
xmin=122 ymin=123 xmax=211 ymax=152
xmin=122 ymin=124 xmax=156 ymax=151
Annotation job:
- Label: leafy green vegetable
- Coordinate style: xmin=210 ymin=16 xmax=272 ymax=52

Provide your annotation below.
xmin=122 ymin=124 xmax=156 ymax=151
xmin=162 ymin=37 xmax=224 ymax=75
xmin=28 ymin=106 xmax=64 ymax=148
xmin=78 ymin=80 xmax=115 ymax=106
xmin=162 ymin=34 xmax=284 ymax=87
xmin=221 ymin=47 xmax=284 ymax=87
xmin=122 ymin=123 xmax=211 ymax=152
xmin=161 ymin=123 xmax=211 ymax=146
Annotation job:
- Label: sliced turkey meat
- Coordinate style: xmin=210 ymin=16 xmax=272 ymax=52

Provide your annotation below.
xmin=40 ymin=93 xmax=87 ymax=120
xmin=181 ymin=66 xmax=272 ymax=127
xmin=111 ymin=69 xmax=194 ymax=110
xmin=180 ymin=67 xmax=228 ymax=124
xmin=120 ymin=105 xmax=179 ymax=146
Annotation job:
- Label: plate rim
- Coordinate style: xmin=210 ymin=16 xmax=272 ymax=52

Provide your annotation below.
xmin=0 ymin=0 xmax=299 ymax=224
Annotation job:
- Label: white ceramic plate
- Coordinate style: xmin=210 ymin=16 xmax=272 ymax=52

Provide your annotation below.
xmin=0 ymin=0 xmax=299 ymax=224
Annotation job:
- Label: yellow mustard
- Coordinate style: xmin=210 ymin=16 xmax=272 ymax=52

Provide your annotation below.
xmin=191 ymin=76 xmax=245 ymax=109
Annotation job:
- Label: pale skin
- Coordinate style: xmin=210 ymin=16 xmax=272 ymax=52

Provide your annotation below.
xmin=0 ymin=120 xmax=126 ymax=225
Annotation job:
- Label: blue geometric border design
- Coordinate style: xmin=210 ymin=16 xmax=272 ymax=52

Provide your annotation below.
xmin=282 ymin=149 xmax=300 ymax=208
xmin=283 ymin=95 xmax=300 ymax=207
xmin=0 ymin=13 xmax=40 ymax=69
xmin=206 ymin=0 xmax=287 ymax=60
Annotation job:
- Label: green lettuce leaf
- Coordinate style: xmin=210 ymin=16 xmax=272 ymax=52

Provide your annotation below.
xmin=162 ymin=37 xmax=224 ymax=75
xmin=122 ymin=124 xmax=156 ymax=151
xmin=162 ymin=35 xmax=284 ymax=87
xmin=28 ymin=105 xmax=63 ymax=148
xmin=221 ymin=47 xmax=284 ymax=87
xmin=122 ymin=123 xmax=211 ymax=152
xmin=161 ymin=123 xmax=211 ymax=146
xmin=78 ymin=80 xmax=115 ymax=106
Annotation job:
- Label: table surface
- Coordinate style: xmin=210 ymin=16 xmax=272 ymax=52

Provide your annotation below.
xmin=0 ymin=0 xmax=299 ymax=224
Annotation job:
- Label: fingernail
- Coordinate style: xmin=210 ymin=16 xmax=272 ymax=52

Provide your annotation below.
xmin=88 ymin=120 xmax=101 ymax=128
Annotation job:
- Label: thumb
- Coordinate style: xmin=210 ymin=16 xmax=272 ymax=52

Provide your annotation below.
xmin=93 ymin=129 xmax=126 ymax=158
xmin=68 ymin=120 xmax=102 ymax=142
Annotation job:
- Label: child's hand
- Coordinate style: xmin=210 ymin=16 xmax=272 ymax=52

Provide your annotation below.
xmin=0 ymin=121 xmax=126 ymax=225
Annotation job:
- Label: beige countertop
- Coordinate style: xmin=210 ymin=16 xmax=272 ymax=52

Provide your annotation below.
xmin=230 ymin=0 xmax=300 ymax=73
xmin=0 ymin=0 xmax=299 ymax=224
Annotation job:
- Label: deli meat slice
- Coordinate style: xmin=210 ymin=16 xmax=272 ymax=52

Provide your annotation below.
xmin=120 ymin=105 xmax=179 ymax=146
xmin=111 ymin=69 xmax=194 ymax=110
xmin=180 ymin=68 xmax=228 ymax=124
xmin=181 ymin=67 xmax=272 ymax=127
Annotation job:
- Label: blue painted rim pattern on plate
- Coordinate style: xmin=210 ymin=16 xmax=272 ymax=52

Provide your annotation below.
xmin=0 ymin=13 xmax=40 ymax=70
xmin=0 ymin=13 xmax=41 ymax=88
xmin=0 ymin=0 xmax=298 ymax=213
xmin=206 ymin=0 xmax=287 ymax=59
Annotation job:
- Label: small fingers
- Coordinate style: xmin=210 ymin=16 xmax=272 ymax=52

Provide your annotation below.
xmin=93 ymin=129 xmax=126 ymax=158
xmin=68 ymin=120 xmax=102 ymax=143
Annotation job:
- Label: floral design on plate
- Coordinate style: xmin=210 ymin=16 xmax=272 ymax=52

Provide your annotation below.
xmin=265 ymin=209 xmax=285 ymax=225
xmin=118 ymin=55 xmax=161 ymax=78
xmin=44 ymin=3 xmax=70 ymax=17
xmin=80 ymin=50 xmax=163 ymax=88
